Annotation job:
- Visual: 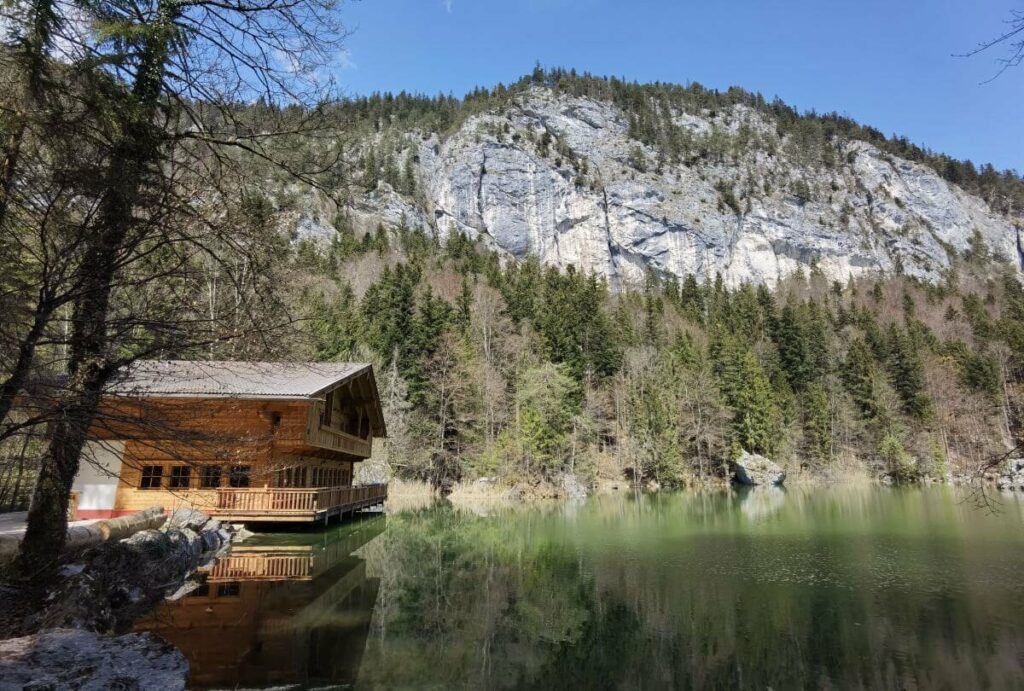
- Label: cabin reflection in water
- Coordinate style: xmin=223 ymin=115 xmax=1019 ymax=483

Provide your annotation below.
xmin=136 ymin=517 xmax=385 ymax=689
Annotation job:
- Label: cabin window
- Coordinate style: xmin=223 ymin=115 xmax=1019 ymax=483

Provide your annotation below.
xmin=169 ymin=466 xmax=191 ymax=489
xmin=320 ymin=391 xmax=334 ymax=427
xmin=200 ymin=466 xmax=222 ymax=489
xmin=343 ymin=409 xmax=360 ymax=436
xmin=188 ymin=583 xmax=210 ymax=598
xmin=277 ymin=466 xmax=308 ymax=488
xmin=216 ymin=582 xmax=240 ymax=598
xmin=140 ymin=466 xmax=163 ymax=489
xmin=229 ymin=466 xmax=251 ymax=488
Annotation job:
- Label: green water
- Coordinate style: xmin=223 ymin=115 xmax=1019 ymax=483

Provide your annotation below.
xmin=141 ymin=486 xmax=1024 ymax=690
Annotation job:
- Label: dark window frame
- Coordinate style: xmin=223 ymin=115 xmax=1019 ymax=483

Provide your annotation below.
xmin=140 ymin=465 xmax=163 ymax=490
xmin=320 ymin=390 xmax=334 ymax=427
xmin=200 ymin=465 xmax=222 ymax=489
xmin=169 ymin=465 xmax=191 ymax=489
xmin=229 ymin=465 xmax=251 ymax=488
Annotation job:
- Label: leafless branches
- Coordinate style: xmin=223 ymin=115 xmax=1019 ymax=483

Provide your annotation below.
xmin=0 ymin=0 xmax=353 ymax=576
xmin=957 ymin=8 xmax=1024 ymax=83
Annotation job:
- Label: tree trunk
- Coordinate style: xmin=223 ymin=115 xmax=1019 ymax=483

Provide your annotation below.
xmin=14 ymin=2 xmax=175 ymax=578
xmin=15 ymin=375 xmax=104 ymax=577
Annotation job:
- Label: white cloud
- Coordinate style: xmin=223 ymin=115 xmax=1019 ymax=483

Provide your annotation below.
xmin=443 ymin=0 xmax=453 ymax=13
xmin=337 ymin=48 xmax=358 ymax=71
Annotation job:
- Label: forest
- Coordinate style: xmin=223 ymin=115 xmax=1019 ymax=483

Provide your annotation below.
xmin=295 ymin=215 xmax=1023 ymax=492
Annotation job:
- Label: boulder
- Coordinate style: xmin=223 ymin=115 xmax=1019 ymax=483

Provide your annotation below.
xmin=731 ymin=451 xmax=786 ymax=487
xmin=200 ymin=518 xmax=221 ymax=534
xmin=200 ymin=529 xmax=225 ymax=554
xmin=0 ymin=629 xmax=187 ymax=690
xmin=996 ymin=457 xmax=1024 ymax=492
xmin=166 ymin=507 xmax=210 ymax=532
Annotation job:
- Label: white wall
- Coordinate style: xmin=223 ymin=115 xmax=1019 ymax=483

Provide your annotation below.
xmin=72 ymin=441 xmax=125 ymax=511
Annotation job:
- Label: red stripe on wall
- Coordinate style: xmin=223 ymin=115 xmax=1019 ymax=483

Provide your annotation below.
xmin=73 ymin=509 xmax=141 ymax=520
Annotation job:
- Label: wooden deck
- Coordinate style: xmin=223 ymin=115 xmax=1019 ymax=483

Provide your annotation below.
xmin=214 ymin=483 xmax=387 ymax=523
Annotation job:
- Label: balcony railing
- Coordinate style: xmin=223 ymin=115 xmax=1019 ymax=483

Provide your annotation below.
xmin=305 ymin=424 xmax=372 ymax=457
xmin=208 ymin=553 xmax=317 ymax=581
xmin=214 ymin=483 xmax=388 ymax=522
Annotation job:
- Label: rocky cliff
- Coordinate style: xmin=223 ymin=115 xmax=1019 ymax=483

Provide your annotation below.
xmin=313 ymin=85 xmax=1021 ymax=288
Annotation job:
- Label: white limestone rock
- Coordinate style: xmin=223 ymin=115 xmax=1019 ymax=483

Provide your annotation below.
xmin=732 ymin=451 xmax=786 ymax=487
xmin=302 ymin=86 xmax=1021 ymax=288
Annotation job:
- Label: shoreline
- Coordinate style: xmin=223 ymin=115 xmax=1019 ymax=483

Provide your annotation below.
xmin=384 ymin=470 xmax=1022 ymax=511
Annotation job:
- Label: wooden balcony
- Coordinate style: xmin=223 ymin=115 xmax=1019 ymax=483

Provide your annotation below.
xmin=214 ymin=483 xmax=387 ymax=523
xmin=208 ymin=551 xmax=317 ymax=581
xmin=206 ymin=518 xmax=385 ymax=582
xmin=304 ymin=424 xmax=372 ymax=458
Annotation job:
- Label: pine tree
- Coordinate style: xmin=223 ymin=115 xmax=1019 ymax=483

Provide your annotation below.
xmin=802 ymin=381 xmax=831 ymax=462
xmin=713 ymin=336 xmax=781 ymax=455
xmin=457 ymin=276 xmax=473 ymax=333
xmin=383 ymin=153 xmax=401 ymax=190
xmin=362 ymin=263 xmax=420 ymax=369
xmin=402 ymin=150 xmax=418 ymax=195
xmin=842 ymin=337 xmax=879 ymax=419
xmin=886 ymin=324 xmax=931 ymax=419
xmin=308 ymin=282 xmax=359 ymax=361
xmin=363 ymin=147 xmax=379 ymax=190
xmin=732 ymin=350 xmax=781 ymax=455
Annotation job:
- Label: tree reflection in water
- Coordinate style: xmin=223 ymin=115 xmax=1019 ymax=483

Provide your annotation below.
xmin=138 ymin=488 xmax=1024 ymax=690
xmin=358 ymin=488 xmax=1024 ymax=690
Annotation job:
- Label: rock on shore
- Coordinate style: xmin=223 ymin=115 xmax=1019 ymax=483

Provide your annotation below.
xmin=731 ymin=451 xmax=786 ymax=486
xmin=0 ymin=629 xmax=187 ymax=690
xmin=997 ymin=458 xmax=1024 ymax=492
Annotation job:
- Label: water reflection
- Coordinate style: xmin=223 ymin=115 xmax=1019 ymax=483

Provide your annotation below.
xmin=356 ymin=488 xmax=1024 ymax=690
xmin=137 ymin=488 xmax=1024 ymax=690
xmin=136 ymin=517 xmax=384 ymax=689
xmin=735 ymin=484 xmax=786 ymax=522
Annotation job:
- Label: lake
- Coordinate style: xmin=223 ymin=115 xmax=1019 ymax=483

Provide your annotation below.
xmin=137 ymin=486 xmax=1024 ymax=690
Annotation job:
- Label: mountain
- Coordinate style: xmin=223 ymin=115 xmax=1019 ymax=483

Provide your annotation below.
xmin=299 ymin=71 xmax=1023 ymax=288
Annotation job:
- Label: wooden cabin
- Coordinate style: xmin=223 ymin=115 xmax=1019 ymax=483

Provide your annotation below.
xmin=70 ymin=360 xmax=387 ymax=523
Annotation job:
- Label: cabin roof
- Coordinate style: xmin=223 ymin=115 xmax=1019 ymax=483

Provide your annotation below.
xmin=109 ymin=360 xmax=374 ymax=401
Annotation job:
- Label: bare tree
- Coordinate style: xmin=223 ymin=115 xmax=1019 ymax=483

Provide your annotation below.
xmin=958 ymin=8 xmax=1024 ymax=81
xmin=4 ymin=0 xmax=351 ymax=577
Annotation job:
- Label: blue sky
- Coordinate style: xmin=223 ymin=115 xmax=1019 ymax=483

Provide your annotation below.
xmin=335 ymin=1 xmax=1023 ymax=172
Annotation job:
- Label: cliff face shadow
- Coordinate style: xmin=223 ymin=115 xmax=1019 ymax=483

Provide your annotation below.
xmin=136 ymin=516 xmax=385 ymax=689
